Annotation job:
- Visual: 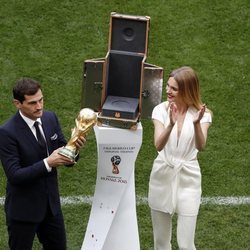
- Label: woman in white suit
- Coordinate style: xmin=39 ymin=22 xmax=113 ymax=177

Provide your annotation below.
xmin=148 ymin=66 xmax=212 ymax=250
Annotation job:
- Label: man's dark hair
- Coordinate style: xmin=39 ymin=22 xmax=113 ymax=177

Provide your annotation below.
xmin=13 ymin=78 xmax=41 ymax=103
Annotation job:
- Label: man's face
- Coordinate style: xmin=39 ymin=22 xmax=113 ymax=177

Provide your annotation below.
xmin=14 ymin=89 xmax=44 ymax=120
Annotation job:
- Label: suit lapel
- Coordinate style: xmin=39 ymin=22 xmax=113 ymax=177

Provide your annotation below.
xmin=41 ymin=114 xmax=53 ymax=154
xmin=14 ymin=112 xmax=40 ymax=151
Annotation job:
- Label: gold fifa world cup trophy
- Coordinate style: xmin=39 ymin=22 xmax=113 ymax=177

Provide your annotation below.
xmin=59 ymin=108 xmax=97 ymax=161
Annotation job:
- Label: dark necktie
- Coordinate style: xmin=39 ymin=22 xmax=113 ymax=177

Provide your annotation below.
xmin=34 ymin=121 xmax=48 ymax=158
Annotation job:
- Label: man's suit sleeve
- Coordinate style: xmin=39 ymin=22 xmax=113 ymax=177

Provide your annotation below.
xmin=0 ymin=128 xmax=48 ymax=185
xmin=0 ymin=111 xmax=67 ymax=185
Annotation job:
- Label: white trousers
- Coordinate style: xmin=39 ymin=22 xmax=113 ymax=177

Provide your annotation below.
xmin=151 ymin=209 xmax=197 ymax=250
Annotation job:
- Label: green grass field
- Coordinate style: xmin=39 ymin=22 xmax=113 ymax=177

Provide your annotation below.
xmin=0 ymin=0 xmax=249 ymax=249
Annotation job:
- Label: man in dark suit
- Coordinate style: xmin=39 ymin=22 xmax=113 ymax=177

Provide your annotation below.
xmin=0 ymin=78 xmax=85 ymax=250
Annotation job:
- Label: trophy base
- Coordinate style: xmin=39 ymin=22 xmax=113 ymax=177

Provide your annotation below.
xmin=58 ymin=147 xmax=76 ymax=162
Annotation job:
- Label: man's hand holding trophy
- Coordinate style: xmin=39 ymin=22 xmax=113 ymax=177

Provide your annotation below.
xmin=59 ymin=108 xmax=97 ymax=162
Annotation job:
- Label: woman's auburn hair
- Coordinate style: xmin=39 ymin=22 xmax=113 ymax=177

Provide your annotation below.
xmin=170 ymin=66 xmax=211 ymax=113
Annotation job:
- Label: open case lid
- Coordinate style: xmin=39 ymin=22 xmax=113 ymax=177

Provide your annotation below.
xmin=109 ymin=12 xmax=150 ymax=54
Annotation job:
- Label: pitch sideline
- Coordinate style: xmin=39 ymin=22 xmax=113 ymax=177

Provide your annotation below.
xmin=1 ymin=195 xmax=249 ymax=206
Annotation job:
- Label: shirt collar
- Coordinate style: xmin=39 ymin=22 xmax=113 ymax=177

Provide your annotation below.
xmin=19 ymin=110 xmax=42 ymax=129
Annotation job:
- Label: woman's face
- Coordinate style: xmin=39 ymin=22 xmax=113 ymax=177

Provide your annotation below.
xmin=166 ymin=77 xmax=180 ymax=103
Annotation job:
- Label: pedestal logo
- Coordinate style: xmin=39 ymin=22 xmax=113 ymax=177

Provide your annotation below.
xmin=111 ymin=155 xmax=121 ymax=174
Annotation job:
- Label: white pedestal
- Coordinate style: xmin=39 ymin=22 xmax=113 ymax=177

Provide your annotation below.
xmin=81 ymin=123 xmax=143 ymax=250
